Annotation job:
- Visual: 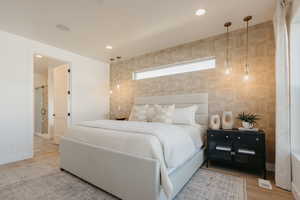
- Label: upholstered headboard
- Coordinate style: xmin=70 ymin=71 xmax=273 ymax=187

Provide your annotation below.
xmin=134 ymin=93 xmax=208 ymax=127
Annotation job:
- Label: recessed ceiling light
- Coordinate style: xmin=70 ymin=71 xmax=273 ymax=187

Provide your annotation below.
xmin=195 ymin=9 xmax=206 ymax=16
xmin=56 ymin=24 xmax=71 ymax=32
xmin=35 ymin=54 xmax=43 ymax=58
xmin=106 ymin=45 xmax=113 ymax=50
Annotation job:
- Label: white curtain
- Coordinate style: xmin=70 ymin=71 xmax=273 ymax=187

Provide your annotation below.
xmin=274 ymin=0 xmax=292 ymax=190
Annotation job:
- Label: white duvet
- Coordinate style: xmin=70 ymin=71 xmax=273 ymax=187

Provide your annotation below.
xmin=65 ymin=120 xmax=200 ymax=199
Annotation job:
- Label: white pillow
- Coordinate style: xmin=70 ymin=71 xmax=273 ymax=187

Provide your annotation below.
xmin=147 ymin=105 xmax=156 ymax=122
xmin=151 ymin=104 xmax=175 ymax=124
xmin=172 ymin=105 xmax=198 ymax=125
xmin=129 ymin=104 xmax=149 ymax=122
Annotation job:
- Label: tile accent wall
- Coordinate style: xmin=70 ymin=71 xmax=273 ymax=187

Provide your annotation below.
xmin=110 ymin=21 xmax=275 ymax=163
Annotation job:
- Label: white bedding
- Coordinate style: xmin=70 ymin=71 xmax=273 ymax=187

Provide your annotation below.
xmin=64 ymin=120 xmax=204 ymax=198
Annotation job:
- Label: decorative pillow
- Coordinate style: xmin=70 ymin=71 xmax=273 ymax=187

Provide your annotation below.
xmin=172 ymin=105 xmax=198 ymax=125
xmin=146 ymin=105 xmax=156 ymax=122
xmin=129 ymin=104 xmax=149 ymax=122
xmin=151 ymin=104 xmax=175 ymax=124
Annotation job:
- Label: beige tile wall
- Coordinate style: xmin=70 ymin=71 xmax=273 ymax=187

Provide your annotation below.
xmin=110 ymin=21 xmax=276 ymax=163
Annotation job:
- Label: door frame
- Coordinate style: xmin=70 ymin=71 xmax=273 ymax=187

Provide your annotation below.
xmin=32 ymin=53 xmax=72 ymax=145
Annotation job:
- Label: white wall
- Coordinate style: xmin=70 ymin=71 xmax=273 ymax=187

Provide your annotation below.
xmin=0 ymin=30 xmax=109 ymax=165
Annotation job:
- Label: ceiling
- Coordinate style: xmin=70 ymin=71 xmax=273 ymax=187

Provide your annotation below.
xmin=34 ymin=56 xmax=66 ymax=76
xmin=0 ymin=0 xmax=275 ymax=62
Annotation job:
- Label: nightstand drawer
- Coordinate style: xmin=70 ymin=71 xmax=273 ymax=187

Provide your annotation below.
xmin=209 ymin=149 xmax=232 ymax=162
xmin=234 ymin=134 xmax=263 ymax=145
xmin=208 ymin=132 xmax=232 ymax=145
xmin=233 ymin=134 xmax=265 ymax=156
xmin=208 ymin=133 xmax=233 ymax=162
xmin=234 ymin=153 xmax=265 ymax=168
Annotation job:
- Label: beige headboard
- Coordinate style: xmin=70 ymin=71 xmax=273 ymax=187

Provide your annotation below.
xmin=135 ymin=93 xmax=208 ymax=127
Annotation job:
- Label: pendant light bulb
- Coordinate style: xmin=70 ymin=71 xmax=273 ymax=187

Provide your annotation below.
xmin=225 ymin=68 xmax=231 ymax=75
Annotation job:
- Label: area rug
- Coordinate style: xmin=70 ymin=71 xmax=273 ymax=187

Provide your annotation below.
xmin=0 ymin=159 xmax=246 ymax=200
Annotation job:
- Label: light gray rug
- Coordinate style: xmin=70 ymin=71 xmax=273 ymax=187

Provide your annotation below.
xmin=0 ymin=158 xmax=246 ymax=200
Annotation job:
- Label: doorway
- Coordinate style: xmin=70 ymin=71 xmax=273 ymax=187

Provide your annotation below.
xmin=33 ymin=54 xmax=71 ymax=156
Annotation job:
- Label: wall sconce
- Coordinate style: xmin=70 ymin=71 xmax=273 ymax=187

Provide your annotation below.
xmin=117 ymin=84 xmax=120 ymax=89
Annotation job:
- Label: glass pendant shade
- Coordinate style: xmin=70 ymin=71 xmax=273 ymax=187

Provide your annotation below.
xmin=224 ymin=61 xmax=232 ymax=75
xmin=243 ymin=63 xmax=250 ymax=80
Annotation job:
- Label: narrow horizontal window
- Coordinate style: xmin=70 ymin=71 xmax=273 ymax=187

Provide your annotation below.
xmin=133 ymin=57 xmax=216 ymax=80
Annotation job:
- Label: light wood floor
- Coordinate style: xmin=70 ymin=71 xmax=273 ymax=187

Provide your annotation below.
xmin=203 ymin=164 xmax=294 ymax=200
xmin=0 ymin=137 xmax=294 ymax=200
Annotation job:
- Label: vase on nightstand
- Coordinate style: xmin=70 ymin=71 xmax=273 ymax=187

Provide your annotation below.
xmin=222 ymin=111 xmax=234 ymax=129
xmin=210 ymin=115 xmax=221 ymax=130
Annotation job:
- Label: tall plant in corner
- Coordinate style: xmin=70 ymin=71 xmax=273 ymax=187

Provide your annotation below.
xmin=237 ymin=112 xmax=260 ymax=129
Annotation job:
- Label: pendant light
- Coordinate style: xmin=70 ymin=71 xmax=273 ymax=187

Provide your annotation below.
xmin=243 ymin=16 xmax=252 ymax=81
xmin=224 ymin=22 xmax=232 ymax=75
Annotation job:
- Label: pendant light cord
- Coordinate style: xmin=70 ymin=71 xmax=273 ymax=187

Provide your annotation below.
xmin=224 ymin=21 xmax=232 ymax=74
xmin=246 ymin=20 xmax=249 ymax=74
xmin=226 ymin=26 xmax=229 ymax=66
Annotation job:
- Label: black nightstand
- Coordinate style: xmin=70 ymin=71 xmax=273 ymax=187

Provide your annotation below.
xmin=206 ymin=129 xmax=266 ymax=179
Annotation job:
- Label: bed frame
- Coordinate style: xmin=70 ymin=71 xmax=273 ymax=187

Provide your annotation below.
xmin=60 ymin=93 xmax=208 ymax=200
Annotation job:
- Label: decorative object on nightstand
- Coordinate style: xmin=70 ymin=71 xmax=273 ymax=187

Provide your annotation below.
xmin=206 ymin=129 xmax=266 ymax=179
xmin=237 ymin=112 xmax=260 ymax=130
xmin=222 ymin=111 xmax=234 ymax=129
xmin=210 ymin=115 xmax=221 ymax=130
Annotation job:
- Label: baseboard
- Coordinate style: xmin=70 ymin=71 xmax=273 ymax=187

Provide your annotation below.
xmin=292 ymin=183 xmax=300 ymax=200
xmin=266 ymin=162 xmax=275 ymax=172
xmin=0 ymin=151 xmax=33 ymax=165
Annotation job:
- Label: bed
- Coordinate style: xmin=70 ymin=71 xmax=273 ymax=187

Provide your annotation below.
xmin=60 ymin=93 xmax=208 ymax=200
